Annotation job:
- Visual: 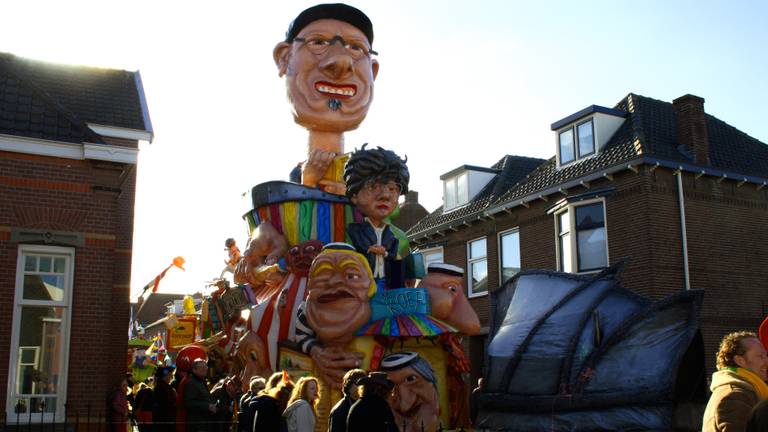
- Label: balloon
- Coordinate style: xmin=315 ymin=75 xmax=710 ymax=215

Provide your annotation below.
xmin=176 ymin=345 xmax=206 ymax=372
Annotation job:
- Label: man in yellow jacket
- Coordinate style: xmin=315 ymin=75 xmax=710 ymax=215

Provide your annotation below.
xmin=703 ymin=331 xmax=768 ymax=431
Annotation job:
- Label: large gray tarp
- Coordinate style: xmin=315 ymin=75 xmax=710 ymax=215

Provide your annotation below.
xmin=475 ymin=263 xmax=707 ymax=431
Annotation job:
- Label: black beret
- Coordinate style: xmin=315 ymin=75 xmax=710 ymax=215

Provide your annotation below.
xmin=285 ymin=3 xmax=374 ymax=45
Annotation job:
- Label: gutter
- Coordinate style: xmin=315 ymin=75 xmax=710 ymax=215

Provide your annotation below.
xmin=675 ymin=170 xmax=691 ymax=291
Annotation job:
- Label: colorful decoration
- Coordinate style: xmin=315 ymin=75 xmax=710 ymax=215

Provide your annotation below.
xmin=167 ymin=317 xmax=197 ymax=351
xmin=140 ymin=256 xmax=186 ymax=296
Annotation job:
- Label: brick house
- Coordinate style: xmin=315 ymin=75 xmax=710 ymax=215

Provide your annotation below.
xmin=0 ymin=53 xmax=152 ymax=422
xmin=408 ymin=93 xmax=768 ymax=384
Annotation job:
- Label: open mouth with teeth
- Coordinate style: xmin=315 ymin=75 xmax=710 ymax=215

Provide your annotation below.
xmin=317 ymin=290 xmax=355 ymax=304
xmin=315 ymin=82 xmax=356 ymax=98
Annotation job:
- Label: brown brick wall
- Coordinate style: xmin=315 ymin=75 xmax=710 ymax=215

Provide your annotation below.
xmin=0 ymin=149 xmax=136 ymax=418
xmin=412 ymin=164 xmax=768 ymax=380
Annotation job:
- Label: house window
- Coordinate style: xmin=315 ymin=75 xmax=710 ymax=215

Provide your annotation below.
xmin=559 ymin=129 xmax=575 ymax=164
xmin=558 ymin=119 xmax=595 ymax=166
xmin=577 ymin=120 xmax=595 ymax=157
xmin=556 ymin=200 xmax=608 ymax=273
xmin=444 ymin=172 xmax=469 ymax=211
xmin=419 ymin=247 xmax=444 ymax=269
xmin=467 ymin=237 xmax=488 ymax=297
xmin=8 ymin=245 xmax=74 ymax=421
xmin=498 ymin=229 xmax=521 ymax=286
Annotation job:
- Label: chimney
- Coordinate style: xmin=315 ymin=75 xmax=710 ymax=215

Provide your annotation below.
xmin=404 ymin=190 xmax=419 ymax=204
xmin=673 ymin=94 xmax=710 ymax=166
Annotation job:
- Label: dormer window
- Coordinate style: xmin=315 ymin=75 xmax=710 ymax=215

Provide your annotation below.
xmin=441 ymin=165 xmax=499 ymax=212
xmin=559 ymin=119 xmax=595 ymax=165
xmin=551 ymin=104 xmax=627 ymax=168
xmin=444 ymin=172 xmax=468 ymax=210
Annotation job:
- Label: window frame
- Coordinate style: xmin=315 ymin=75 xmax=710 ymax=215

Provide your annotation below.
xmin=576 ymin=119 xmax=595 ymax=158
xmin=554 ymin=198 xmax=609 ymax=273
xmin=418 ymin=246 xmax=445 ymax=269
xmin=7 ymin=245 xmax=75 ymax=423
xmin=557 ymin=118 xmax=596 ymax=167
xmin=443 ymin=172 xmax=469 ymax=211
xmin=466 ymin=236 xmax=488 ymax=298
xmin=497 ymin=227 xmax=521 ymax=287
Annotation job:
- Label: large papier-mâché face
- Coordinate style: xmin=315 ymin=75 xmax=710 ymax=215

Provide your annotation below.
xmin=388 ymin=366 xmax=440 ymax=432
xmin=274 ymin=19 xmax=379 ymax=133
xmin=305 ymin=250 xmax=372 ymax=345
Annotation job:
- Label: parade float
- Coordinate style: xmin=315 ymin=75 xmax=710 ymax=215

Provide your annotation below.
xmin=147 ymin=4 xmax=484 ymax=431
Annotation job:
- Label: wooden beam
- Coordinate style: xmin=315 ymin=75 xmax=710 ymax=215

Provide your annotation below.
xmin=627 ymin=164 xmax=639 ymax=173
xmin=558 ymin=188 xmax=568 ymax=196
xmin=538 ymin=194 xmax=549 ymax=202
xmin=758 ymin=182 xmax=767 ymax=191
xmin=649 ymin=162 xmax=660 ymax=172
xmin=695 ymin=170 xmax=705 ymax=180
xmin=521 ymin=201 xmax=530 ymax=208
xmin=737 ymin=178 xmax=747 ymax=188
xmin=580 ymin=180 xmax=591 ymax=189
xmin=717 ymin=174 xmax=727 ymax=184
xmin=603 ymin=173 xmax=614 ymax=181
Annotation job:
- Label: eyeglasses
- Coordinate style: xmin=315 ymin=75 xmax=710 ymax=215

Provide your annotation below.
xmin=293 ymin=35 xmax=378 ymax=59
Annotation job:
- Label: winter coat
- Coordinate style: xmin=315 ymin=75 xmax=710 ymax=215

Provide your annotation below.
xmin=250 ymin=394 xmax=285 ymax=432
xmin=328 ymin=396 xmax=354 ymax=432
xmin=703 ymin=369 xmax=760 ymax=432
xmin=153 ymin=380 xmax=177 ymax=432
xmin=347 ymin=394 xmax=397 ymax=432
xmin=183 ymin=375 xmax=213 ymax=432
xmin=283 ymin=399 xmax=316 ymax=432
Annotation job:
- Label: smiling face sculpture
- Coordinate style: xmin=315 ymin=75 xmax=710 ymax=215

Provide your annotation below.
xmin=305 ymin=244 xmax=376 ymax=347
xmin=273 ymin=6 xmax=379 ymax=134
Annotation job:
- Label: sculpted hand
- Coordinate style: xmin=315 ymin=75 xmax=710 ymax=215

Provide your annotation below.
xmin=367 ymin=245 xmax=387 ymax=256
xmin=318 ymin=179 xmax=347 ymax=196
xmin=309 ymin=345 xmax=364 ymax=390
xmin=302 ymin=149 xmax=337 ymax=188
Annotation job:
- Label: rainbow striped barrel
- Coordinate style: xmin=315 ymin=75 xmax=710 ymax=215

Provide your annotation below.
xmin=244 ymin=181 xmax=364 ymax=246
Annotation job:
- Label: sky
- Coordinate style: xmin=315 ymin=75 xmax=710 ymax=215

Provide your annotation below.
xmin=1 ymin=0 xmax=767 ymax=299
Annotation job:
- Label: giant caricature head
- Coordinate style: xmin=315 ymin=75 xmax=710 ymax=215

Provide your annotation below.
xmin=273 ymin=3 xmax=379 ymax=133
xmin=305 ymin=243 xmax=376 ymax=346
xmin=380 ymin=352 xmax=440 ymax=432
xmin=417 ymin=263 xmax=481 ymax=335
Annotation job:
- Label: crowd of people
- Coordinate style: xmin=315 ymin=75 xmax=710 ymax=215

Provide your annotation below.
xmin=108 ymin=359 xmax=402 ymax=432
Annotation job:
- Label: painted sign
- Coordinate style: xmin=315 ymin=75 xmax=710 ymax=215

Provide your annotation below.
xmin=167 ymin=317 xmax=197 ymax=350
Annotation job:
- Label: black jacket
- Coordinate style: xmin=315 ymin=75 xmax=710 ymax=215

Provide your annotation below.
xmin=328 ymin=396 xmax=354 ymax=432
xmin=249 ymin=394 xmax=285 ymax=432
xmin=347 ymin=394 xmax=397 ymax=432
xmin=183 ymin=375 xmax=213 ymax=432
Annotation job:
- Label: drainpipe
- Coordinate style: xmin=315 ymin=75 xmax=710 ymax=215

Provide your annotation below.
xmin=675 ymin=170 xmax=691 ymax=291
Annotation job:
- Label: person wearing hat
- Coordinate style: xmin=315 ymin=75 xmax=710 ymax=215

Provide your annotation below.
xmin=273 ymin=3 xmax=379 ymax=194
xmin=153 ymin=366 xmax=177 ymax=432
xmin=346 ymin=371 xmax=397 ymax=432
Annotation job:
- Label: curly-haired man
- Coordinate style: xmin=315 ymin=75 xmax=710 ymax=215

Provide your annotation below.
xmin=343 ymin=144 xmax=409 ymax=290
xmin=703 ymin=331 xmax=768 ymax=432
